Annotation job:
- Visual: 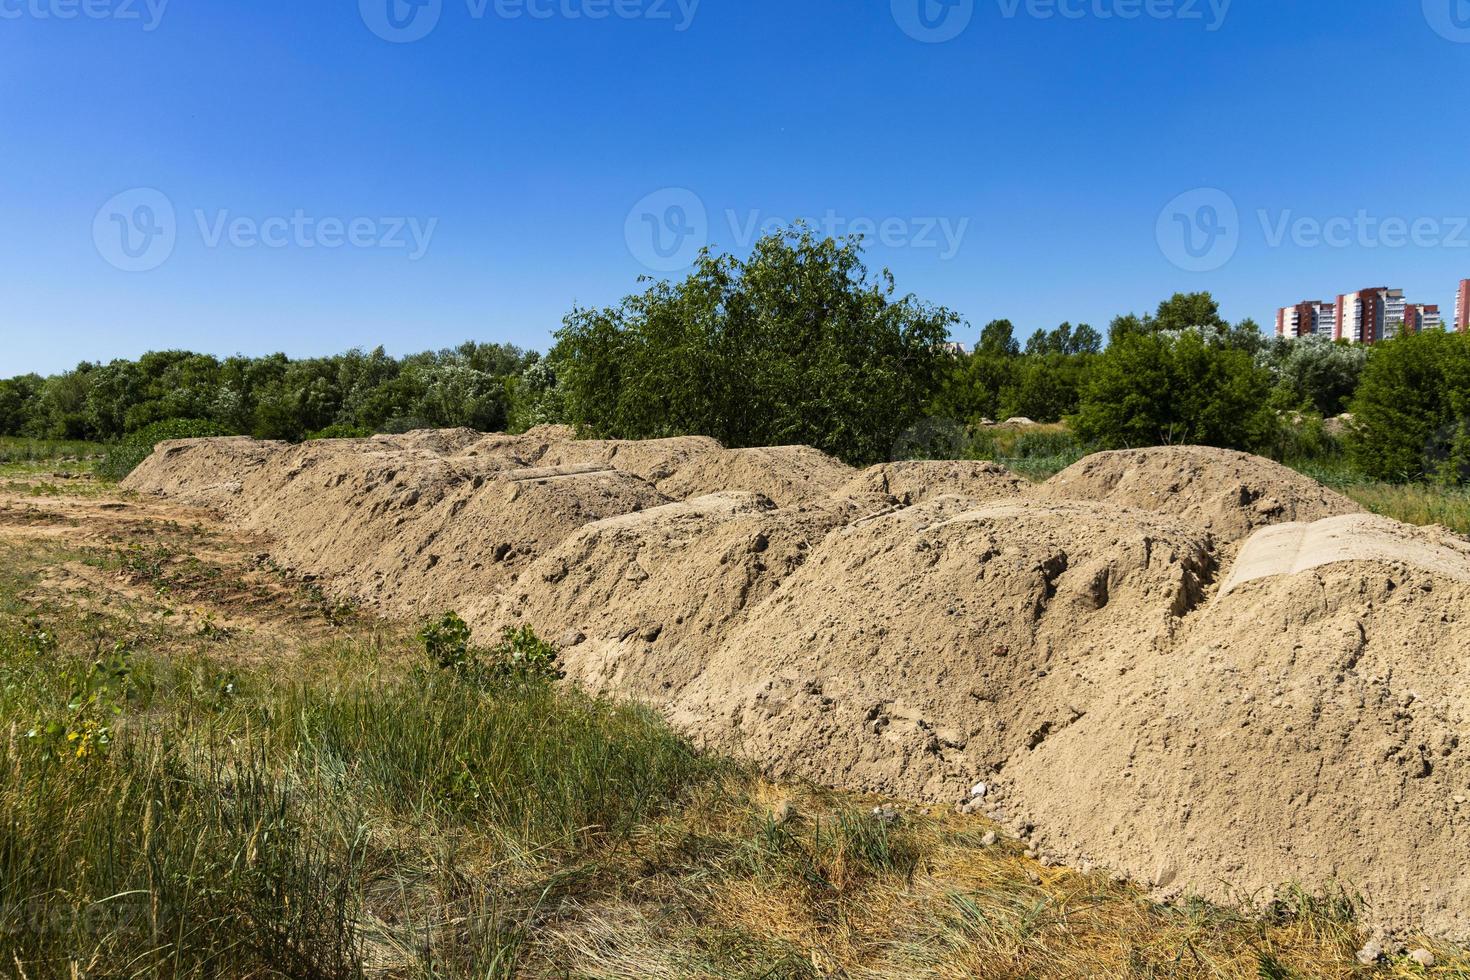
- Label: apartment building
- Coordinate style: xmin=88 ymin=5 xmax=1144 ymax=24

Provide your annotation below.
xmin=1275 ymin=301 xmax=1337 ymax=340
xmin=1457 ymin=279 xmax=1470 ymax=332
xmin=1333 ymin=287 xmax=1440 ymax=343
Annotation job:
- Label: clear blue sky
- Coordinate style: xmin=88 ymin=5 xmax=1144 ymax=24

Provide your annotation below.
xmin=4 ymin=0 xmax=1470 ymax=375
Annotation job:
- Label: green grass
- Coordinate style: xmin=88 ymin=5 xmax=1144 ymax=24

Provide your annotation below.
xmin=1288 ymin=458 xmax=1470 ymax=536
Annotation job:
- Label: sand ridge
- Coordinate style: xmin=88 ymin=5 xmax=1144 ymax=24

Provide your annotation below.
xmin=125 ymin=430 xmax=1470 ymax=937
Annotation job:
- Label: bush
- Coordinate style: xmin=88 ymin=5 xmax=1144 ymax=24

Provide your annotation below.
xmin=1073 ymin=329 xmax=1278 ymax=453
xmin=419 ymin=613 xmax=565 ymax=686
xmin=551 ymin=224 xmax=958 ymax=466
xmin=95 ymin=418 xmax=228 ymax=480
xmin=1349 ymin=329 xmax=1470 ymax=483
xmin=306 ymin=423 xmax=374 ymax=440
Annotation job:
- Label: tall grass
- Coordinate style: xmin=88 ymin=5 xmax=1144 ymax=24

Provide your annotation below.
xmin=0 ymin=437 xmax=103 ymax=466
xmin=0 ymin=626 xmax=721 ymax=979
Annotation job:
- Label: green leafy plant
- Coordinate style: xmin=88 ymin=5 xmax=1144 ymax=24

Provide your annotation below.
xmin=420 ymin=614 xmax=564 ymax=687
xmin=26 ymin=643 xmax=136 ymax=760
xmin=96 ymin=418 xmax=227 ymax=481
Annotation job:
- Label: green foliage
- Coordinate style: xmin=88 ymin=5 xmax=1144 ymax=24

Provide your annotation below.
xmin=1261 ymin=336 xmax=1368 ymax=416
xmin=550 ymin=225 xmax=959 ymax=466
xmin=420 ymin=610 xmax=476 ymax=673
xmin=1074 ymin=328 xmax=1278 ymax=452
xmin=1349 ymin=329 xmax=1470 ymax=484
xmin=96 ymin=418 xmax=227 ymax=480
xmin=420 ymin=613 xmax=565 ymax=686
xmin=1 ymin=343 xmax=537 ymax=443
xmin=307 ymin=423 xmax=375 ymax=440
xmin=24 ymin=643 xmax=137 ymax=760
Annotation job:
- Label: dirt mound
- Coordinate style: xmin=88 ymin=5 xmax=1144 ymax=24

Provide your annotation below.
xmin=123 ymin=437 xmax=289 ymax=509
xmin=126 ymin=430 xmax=1470 ymax=936
xmin=497 ymin=492 xmax=873 ymax=701
xmin=655 ymin=445 xmax=856 ymax=507
xmin=1000 ymin=516 xmax=1470 ymax=936
xmin=369 ymin=428 xmax=487 ymax=455
xmin=1040 ymin=446 xmax=1361 ymax=546
xmin=840 ymin=460 xmax=1030 ymax=506
xmin=668 ymin=498 xmax=1216 ymax=801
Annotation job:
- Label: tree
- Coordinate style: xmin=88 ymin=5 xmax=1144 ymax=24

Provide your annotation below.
xmin=1349 ymin=329 xmax=1470 ymax=483
xmin=551 ymin=225 xmax=959 ymax=465
xmin=1074 ymin=328 xmax=1278 ymax=452
xmin=1262 ymin=335 xmax=1367 ymax=417
xmin=977 ymin=319 xmax=1020 ymax=359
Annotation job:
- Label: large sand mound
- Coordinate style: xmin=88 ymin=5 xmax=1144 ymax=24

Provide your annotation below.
xmin=1040 ymin=446 xmax=1362 ymax=546
xmin=124 ymin=431 xmax=1470 ymax=937
xmin=1000 ymin=517 xmax=1470 ymax=935
xmin=668 ymin=498 xmax=1215 ymax=800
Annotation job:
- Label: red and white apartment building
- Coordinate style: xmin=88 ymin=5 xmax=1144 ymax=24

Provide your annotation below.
xmin=1276 ymin=286 xmax=1451 ymax=343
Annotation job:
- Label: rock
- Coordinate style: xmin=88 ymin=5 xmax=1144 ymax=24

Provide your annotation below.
xmin=871 ymin=806 xmax=899 ymax=825
xmin=1409 ymin=948 xmax=1435 ymax=968
xmin=625 ymin=563 xmax=649 ymax=583
xmin=1355 ymin=940 xmax=1384 ymax=966
xmin=980 ymin=831 xmax=997 ymax=847
xmin=970 ymin=782 xmax=989 ymax=798
xmin=772 ymin=801 xmax=796 ymax=824
xmin=559 ymin=628 xmax=586 ymax=647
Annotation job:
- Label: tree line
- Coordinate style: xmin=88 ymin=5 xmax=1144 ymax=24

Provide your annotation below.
xmin=4 ymin=225 xmax=1468 ymax=485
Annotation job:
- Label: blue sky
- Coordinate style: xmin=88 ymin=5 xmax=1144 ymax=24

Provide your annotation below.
xmin=3 ymin=0 xmax=1470 ymax=375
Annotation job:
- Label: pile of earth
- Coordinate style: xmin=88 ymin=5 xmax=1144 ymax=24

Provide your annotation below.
xmin=127 ymin=432 xmax=1470 ymax=937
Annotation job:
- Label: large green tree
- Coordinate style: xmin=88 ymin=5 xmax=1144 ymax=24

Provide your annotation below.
xmin=550 ymin=226 xmax=959 ymax=465
xmin=1074 ymin=327 xmax=1278 ymax=452
xmin=1349 ymin=329 xmax=1470 ymax=483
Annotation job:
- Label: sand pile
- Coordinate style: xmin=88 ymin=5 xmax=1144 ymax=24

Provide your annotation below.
xmin=668 ymin=498 xmax=1215 ymax=800
xmin=125 ymin=432 xmax=1470 ymax=937
xmin=494 ymin=492 xmax=871 ymax=700
xmin=999 ymin=515 xmax=1470 ymax=935
xmin=1039 ymin=446 xmax=1361 ymax=546
xmin=839 ymin=460 xmax=1031 ymax=506
xmin=125 ymin=436 xmax=289 ymax=510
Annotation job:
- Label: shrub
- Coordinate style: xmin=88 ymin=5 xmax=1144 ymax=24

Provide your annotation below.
xmin=1349 ymin=329 xmax=1470 ymax=484
xmin=96 ymin=418 xmax=227 ymax=480
xmin=419 ymin=613 xmax=564 ymax=686
xmin=1073 ymin=329 xmax=1278 ymax=453
xmin=306 ymin=423 xmax=374 ymax=440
